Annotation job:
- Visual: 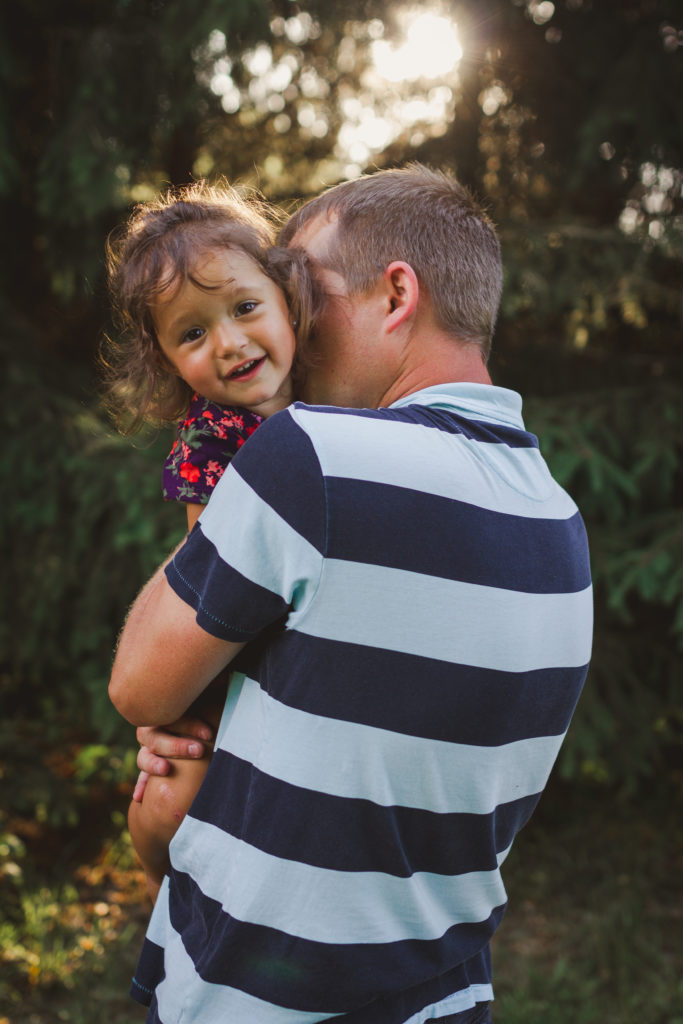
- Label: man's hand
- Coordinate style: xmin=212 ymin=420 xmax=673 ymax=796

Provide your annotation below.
xmin=132 ymin=716 xmax=217 ymax=801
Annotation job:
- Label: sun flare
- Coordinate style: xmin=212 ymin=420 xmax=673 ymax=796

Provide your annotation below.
xmin=372 ymin=11 xmax=463 ymax=83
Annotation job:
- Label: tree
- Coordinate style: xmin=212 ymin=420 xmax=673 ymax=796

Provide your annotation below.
xmin=1 ymin=0 xmax=682 ymax=793
xmin=3 ymin=0 xmax=681 ymax=379
xmin=1 ymin=0 xmax=270 ymax=352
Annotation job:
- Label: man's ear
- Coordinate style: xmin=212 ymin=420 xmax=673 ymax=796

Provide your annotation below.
xmin=382 ymin=261 xmax=419 ymax=333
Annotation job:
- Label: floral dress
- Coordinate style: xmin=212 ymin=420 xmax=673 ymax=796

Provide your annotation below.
xmin=162 ymin=393 xmax=263 ymax=504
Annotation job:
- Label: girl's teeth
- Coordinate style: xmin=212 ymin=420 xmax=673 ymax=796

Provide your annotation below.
xmin=233 ymin=360 xmax=257 ymax=377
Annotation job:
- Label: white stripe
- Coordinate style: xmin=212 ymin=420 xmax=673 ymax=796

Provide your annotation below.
xmin=141 ymin=874 xmax=170 ymax=947
xmin=199 ymin=464 xmax=322 ymax=602
xmin=218 ymin=675 xmax=564 ymax=814
xmin=291 ymin=559 xmax=593 ymax=671
xmin=405 ymin=984 xmax=494 ymax=1024
xmin=170 ymin=818 xmax=507 ymax=944
xmin=155 ymin=921 xmax=341 ymax=1024
xmin=496 ymin=842 xmax=514 ymax=867
xmin=292 ymin=407 xmax=578 ymax=519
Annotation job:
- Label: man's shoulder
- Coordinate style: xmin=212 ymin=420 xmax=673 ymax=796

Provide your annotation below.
xmin=289 ymin=401 xmax=386 ymax=422
xmin=289 ymin=402 xmax=406 ymax=457
xmin=225 ymin=404 xmax=329 ymax=500
xmin=251 ymin=402 xmax=388 ymax=453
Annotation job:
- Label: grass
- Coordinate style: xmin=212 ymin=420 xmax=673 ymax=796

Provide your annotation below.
xmin=491 ymin=779 xmax=683 ymax=1023
xmin=1 ymin=778 xmax=681 ymax=1023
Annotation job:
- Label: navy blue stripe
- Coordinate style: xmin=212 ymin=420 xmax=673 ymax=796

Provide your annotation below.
xmin=166 ymin=530 xmax=289 ymax=640
xmin=294 ymin=400 xmax=538 ymax=448
xmin=168 ymin=869 xmax=504 ymax=1013
xmin=130 ymin=937 xmax=163 ymax=1007
xmin=240 ymin=632 xmax=588 ymax=745
xmin=146 ymin=993 xmax=163 ymax=1023
xmin=326 ymin=478 xmax=590 ymax=593
xmin=337 ymin=945 xmax=491 ymax=1024
xmin=132 ymin=900 xmax=492 ymax=1023
xmin=191 ymin=750 xmax=540 ymax=876
xmin=230 ymin=408 xmax=327 ymax=551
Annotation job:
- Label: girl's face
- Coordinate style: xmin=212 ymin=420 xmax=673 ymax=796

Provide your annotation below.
xmin=152 ymin=248 xmax=296 ymax=418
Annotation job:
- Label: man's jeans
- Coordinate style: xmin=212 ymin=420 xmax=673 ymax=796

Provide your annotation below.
xmin=427 ymin=1002 xmax=492 ymax=1024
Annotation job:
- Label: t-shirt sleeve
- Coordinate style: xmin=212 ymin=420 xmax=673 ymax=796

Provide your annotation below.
xmin=165 ymin=407 xmax=327 ymax=642
xmin=162 ymin=394 xmax=263 ymax=504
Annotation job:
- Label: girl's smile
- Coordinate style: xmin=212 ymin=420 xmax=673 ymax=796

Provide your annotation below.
xmin=225 ymin=356 xmax=266 ymax=380
xmin=152 ymin=249 xmax=296 ymax=418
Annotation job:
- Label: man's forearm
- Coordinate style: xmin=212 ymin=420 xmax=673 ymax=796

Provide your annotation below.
xmin=109 ymin=548 xmax=245 ymax=727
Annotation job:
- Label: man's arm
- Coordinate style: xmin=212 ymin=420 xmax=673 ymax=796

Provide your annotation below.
xmin=115 ymin=408 xmax=324 ymax=733
xmin=109 ymin=559 xmax=245 ymax=726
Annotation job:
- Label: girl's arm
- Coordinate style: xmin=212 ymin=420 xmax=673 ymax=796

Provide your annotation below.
xmin=185 ymin=502 xmax=203 ymax=530
xmin=127 ymin=494 xmax=224 ymax=902
xmin=127 ymin=402 xmax=256 ymax=897
xmin=127 ymin=671 xmax=227 ymax=901
xmin=128 ymin=752 xmax=211 ymax=901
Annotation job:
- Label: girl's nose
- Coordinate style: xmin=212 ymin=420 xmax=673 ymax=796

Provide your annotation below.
xmin=213 ymin=321 xmax=246 ymax=356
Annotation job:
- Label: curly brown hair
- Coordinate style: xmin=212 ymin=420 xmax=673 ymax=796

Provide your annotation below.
xmin=102 ymin=180 xmax=322 ymax=433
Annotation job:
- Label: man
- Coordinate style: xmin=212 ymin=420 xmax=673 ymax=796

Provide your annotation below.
xmin=110 ymin=164 xmax=593 ymax=1024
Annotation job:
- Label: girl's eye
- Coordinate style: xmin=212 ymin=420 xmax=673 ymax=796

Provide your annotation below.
xmin=182 ymin=327 xmax=205 ymax=344
xmin=235 ymin=300 xmax=258 ymax=318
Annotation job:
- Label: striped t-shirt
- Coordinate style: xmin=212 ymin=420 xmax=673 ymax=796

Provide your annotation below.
xmin=131 ymin=383 xmax=593 ymax=1024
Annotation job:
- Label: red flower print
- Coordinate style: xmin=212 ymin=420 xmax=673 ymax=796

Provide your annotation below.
xmin=206 ymin=461 xmax=224 ymax=476
xmin=179 ymin=462 xmax=201 ymax=482
xmin=202 ymin=410 xmax=215 ymax=420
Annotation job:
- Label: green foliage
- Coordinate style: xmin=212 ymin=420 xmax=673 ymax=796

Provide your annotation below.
xmin=525 ymin=383 xmax=683 ymax=795
xmin=0 ymin=822 xmax=145 ymax=1019
xmin=0 ymin=319 xmax=186 ymax=753
xmin=3 ymin=0 xmax=682 ymax=386
xmin=498 ymin=221 xmax=683 ymax=361
xmin=3 ymin=0 xmax=270 ymax=313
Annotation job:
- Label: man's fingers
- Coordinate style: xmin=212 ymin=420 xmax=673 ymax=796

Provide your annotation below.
xmin=142 ymin=731 xmax=205 ymax=759
xmin=164 ymin=714 xmax=214 ymax=742
xmin=135 ymin=727 xmax=207 ymax=763
xmin=133 ymin=720 xmax=213 ymax=783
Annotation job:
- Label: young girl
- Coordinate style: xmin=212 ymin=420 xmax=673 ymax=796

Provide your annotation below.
xmin=103 ymin=181 xmax=322 ymax=898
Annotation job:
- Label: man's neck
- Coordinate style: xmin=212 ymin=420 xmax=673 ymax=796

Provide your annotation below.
xmin=378 ymin=339 xmax=492 ymax=408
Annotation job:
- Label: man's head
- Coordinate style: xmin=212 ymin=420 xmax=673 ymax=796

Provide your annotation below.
xmin=281 ymin=163 xmax=503 ymax=362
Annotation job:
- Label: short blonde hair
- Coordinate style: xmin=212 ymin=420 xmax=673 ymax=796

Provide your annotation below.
xmin=280 ymin=163 xmax=502 ymax=360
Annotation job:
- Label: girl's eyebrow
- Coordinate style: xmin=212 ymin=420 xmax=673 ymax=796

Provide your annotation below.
xmin=187 ymin=271 xmax=237 ymax=292
xmin=160 ymin=271 xmax=268 ymax=334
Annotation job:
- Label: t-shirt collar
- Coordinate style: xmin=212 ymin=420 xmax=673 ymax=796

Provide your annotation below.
xmin=388 ymin=382 xmax=524 ymax=429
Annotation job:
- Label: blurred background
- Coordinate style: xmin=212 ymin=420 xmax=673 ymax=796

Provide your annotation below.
xmin=1 ymin=1 xmax=681 ymax=1021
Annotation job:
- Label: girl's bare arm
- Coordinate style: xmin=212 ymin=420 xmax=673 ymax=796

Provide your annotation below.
xmin=127 ymin=672 xmax=227 ymax=901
